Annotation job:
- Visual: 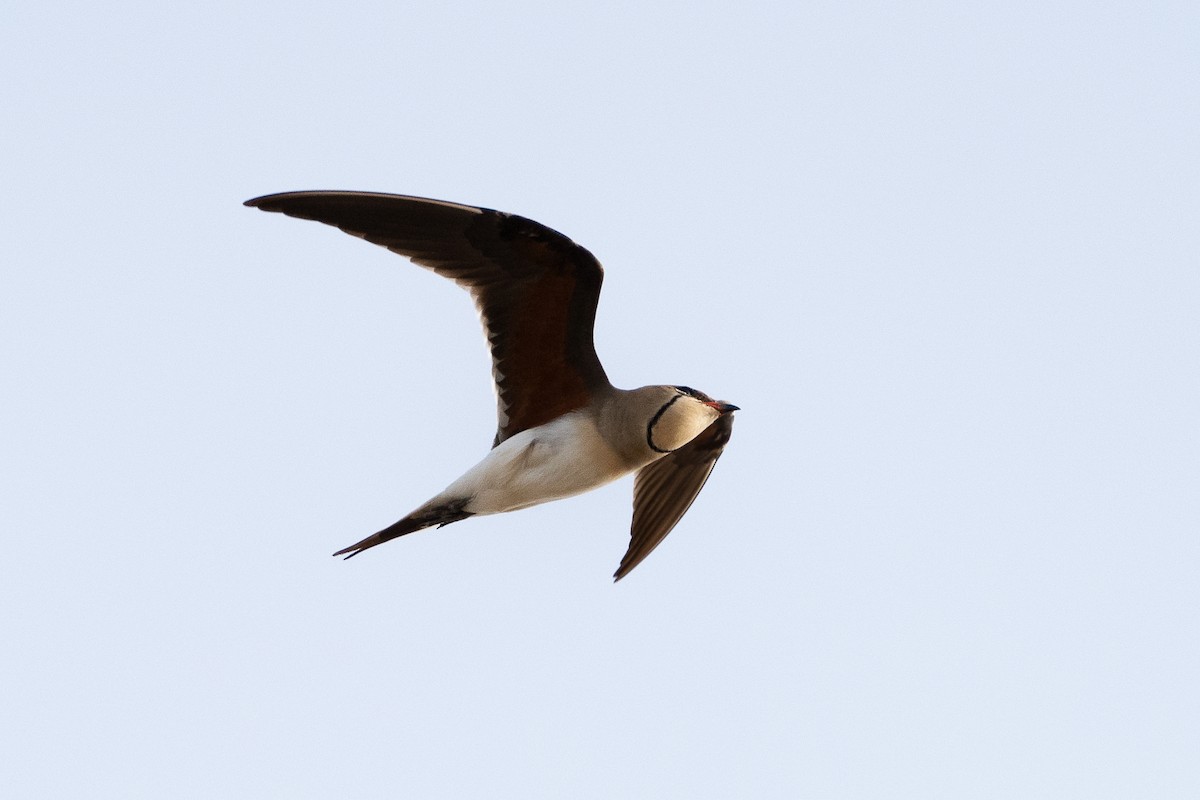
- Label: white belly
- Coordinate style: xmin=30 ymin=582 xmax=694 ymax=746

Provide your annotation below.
xmin=440 ymin=412 xmax=631 ymax=516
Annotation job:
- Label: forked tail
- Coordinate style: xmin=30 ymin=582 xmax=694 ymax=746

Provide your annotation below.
xmin=333 ymin=498 xmax=473 ymax=559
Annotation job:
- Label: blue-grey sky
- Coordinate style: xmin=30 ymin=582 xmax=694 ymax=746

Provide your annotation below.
xmin=3 ymin=2 xmax=1197 ymax=797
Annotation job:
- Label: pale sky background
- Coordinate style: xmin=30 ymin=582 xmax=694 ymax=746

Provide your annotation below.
xmin=3 ymin=2 xmax=1197 ymax=798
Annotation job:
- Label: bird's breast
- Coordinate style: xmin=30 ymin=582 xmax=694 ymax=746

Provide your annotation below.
xmin=448 ymin=412 xmax=630 ymax=516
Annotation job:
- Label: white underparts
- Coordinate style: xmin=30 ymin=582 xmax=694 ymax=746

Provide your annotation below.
xmin=435 ymin=412 xmax=630 ymax=516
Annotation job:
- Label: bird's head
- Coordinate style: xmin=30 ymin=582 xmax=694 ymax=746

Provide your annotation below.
xmin=637 ymin=384 xmax=739 ymax=455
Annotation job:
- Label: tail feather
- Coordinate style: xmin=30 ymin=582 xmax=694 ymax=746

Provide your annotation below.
xmin=333 ymin=498 xmax=473 ymax=559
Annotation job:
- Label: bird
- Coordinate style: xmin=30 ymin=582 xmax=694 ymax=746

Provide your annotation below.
xmin=245 ymin=191 xmax=738 ymax=580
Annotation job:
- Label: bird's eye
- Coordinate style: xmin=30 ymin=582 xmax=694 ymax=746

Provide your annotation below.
xmin=674 ymin=385 xmax=697 ymax=397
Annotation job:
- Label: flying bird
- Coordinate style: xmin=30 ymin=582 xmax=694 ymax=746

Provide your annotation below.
xmin=245 ymin=191 xmax=738 ymax=580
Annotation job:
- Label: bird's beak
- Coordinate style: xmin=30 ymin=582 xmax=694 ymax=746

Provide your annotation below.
xmin=705 ymin=401 xmax=740 ymax=414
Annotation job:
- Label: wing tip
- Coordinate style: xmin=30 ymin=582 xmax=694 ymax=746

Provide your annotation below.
xmin=612 ymin=552 xmax=647 ymax=582
xmin=244 ymin=193 xmax=284 ymax=210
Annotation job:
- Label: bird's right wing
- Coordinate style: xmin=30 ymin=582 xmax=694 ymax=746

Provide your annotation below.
xmin=615 ymin=413 xmax=735 ymax=581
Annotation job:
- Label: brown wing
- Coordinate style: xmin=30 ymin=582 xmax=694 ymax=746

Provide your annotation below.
xmin=614 ymin=413 xmax=735 ymax=581
xmin=245 ymin=191 xmax=611 ymax=445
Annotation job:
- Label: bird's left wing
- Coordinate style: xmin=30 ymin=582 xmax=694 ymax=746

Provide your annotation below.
xmin=244 ymin=191 xmax=610 ymax=447
xmin=614 ymin=413 xmax=735 ymax=581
